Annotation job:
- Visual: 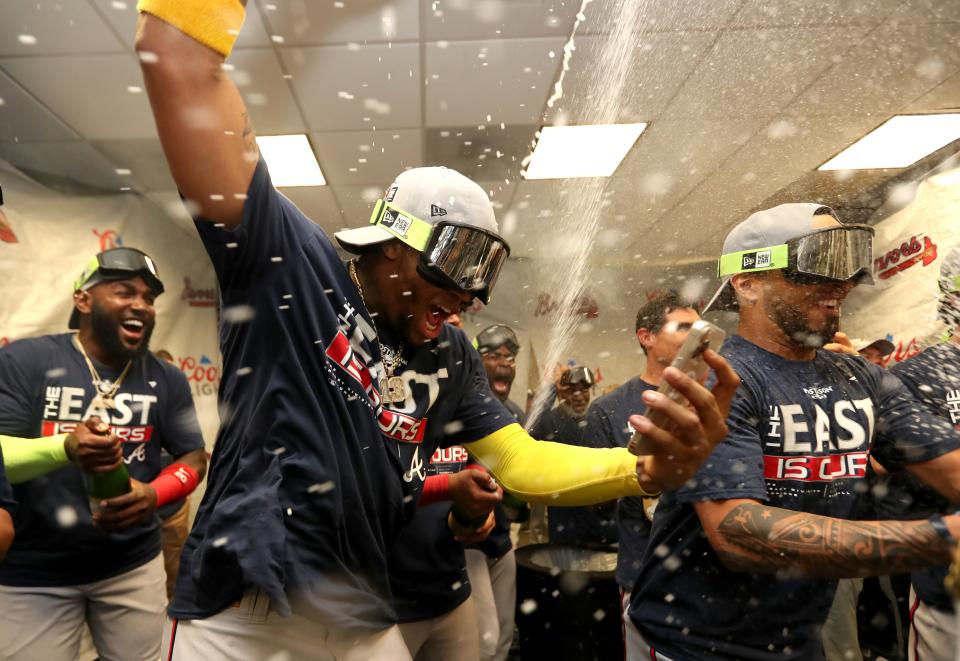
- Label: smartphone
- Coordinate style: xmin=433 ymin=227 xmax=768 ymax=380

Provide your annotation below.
xmin=627 ymin=319 xmax=726 ymax=456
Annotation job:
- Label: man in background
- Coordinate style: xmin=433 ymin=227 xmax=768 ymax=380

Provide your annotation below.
xmin=532 ymin=366 xmax=617 ymax=547
xmin=858 ymin=338 xmax=896 ymax=367
xmin=587 ymin=292 xmax=700 ymax=623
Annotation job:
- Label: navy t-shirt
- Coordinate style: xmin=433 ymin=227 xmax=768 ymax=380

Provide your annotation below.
xmin=889 ymin=341 xmax=960 ymax=611
xmin=586 ymin=377 xmax=655 ymax=590
xmin=173 ymin=160 xmax=508 ymax=629
xmin=389 ymin=444 xmax=472 ymax=623
xmin=0 ymin=444 xmax=16 ymax=519
xmin=531 ymin=406 xmax=618 ymax=547
xmin=629 ymin=335 xmax=960 ymax=660
xmin=0 ymin=333 xmax=204 ymax=586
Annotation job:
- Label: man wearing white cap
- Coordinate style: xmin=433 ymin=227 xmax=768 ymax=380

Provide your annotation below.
xmin=625 ymin=203 xmax=960 ymax=661
xmin=133 ymin=3 xmax=739 ymax=659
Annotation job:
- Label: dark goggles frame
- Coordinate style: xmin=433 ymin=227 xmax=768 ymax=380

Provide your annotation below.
xmin=417 ymin=221 xmax=510 ymax=304
xmin=78 ymin=248 xmax=165 ymax=295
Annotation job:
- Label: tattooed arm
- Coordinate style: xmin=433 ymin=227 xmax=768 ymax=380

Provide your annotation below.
xmin=136 ymin=3 xmax=257 ymax=229
xmin=695 ymin=498 xmax=958 ymax=578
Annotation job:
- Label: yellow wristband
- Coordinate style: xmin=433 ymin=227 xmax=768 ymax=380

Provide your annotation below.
xmin=138 ymin=0 xmax=246 ymax=58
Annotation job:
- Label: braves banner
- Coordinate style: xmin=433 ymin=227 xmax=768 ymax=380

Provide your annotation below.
xmin=844 ymin=165 xmax=960 ymax=365
xmin=0 ymin=159 xmax=221 ymax=457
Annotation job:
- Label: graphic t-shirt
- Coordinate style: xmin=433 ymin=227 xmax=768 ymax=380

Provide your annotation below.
xmin=889 ymin=341 xmax=960 ymax=611
xmin=531 ymin=406 xmax=618 ymax=547
xmin=172 ymin=160 xmax=508 ymax=629
xmin=0 ymin=444 xmax=16 ymax=518
xmin=389 ymin=444 xmax=472 ymax=623
xmin=0 ymin=333 xmax=204 ymax=586
xmin=587 ymin=377 xmax=656 ymax=590
xmin=629 ymin=335 xmax=960 ymax=660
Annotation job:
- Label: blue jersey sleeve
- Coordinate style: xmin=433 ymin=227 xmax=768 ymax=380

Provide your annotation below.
xmin=194 ymin=159 xmax=320 ymax=303
xmin=873 ymin=368 xmax=960 ymax=470
xmin=675 ymin=382 xmax=768 ymax=503
xmin=0 ymin=341 xmax=44 ymax=438
xmin=158 ymin=362 xmax=206 ymax=459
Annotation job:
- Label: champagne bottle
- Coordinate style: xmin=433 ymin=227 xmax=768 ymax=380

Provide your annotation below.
xmin=86 ymin=423 xmax=131 ymax=512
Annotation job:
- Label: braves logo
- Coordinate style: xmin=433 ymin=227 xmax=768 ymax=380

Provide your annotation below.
xmin=875 ymin=235 xmax=937 ymax=280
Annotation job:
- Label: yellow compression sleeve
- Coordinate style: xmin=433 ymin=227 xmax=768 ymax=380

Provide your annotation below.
xmin=138 ymin=0 xmax=246 ymax=58
xmin=467 ymin=423 xmax=652 ymax=505
xmin=0 ymin=434 xmax=70 ymax=484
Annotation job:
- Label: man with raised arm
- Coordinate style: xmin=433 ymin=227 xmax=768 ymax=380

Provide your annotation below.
xmin=626 ymin=203 xmax=960 ymax=661
xmin=134 ymin=3 xmax=738 ymax=658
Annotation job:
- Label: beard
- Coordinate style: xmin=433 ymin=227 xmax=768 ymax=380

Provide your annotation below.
xmin=767 ymin=297 xmax=839 ymax=349
xmin=90 ymin=300 xmax=154 ymax=363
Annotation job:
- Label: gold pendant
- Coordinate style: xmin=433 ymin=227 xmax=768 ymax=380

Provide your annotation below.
xmin=92 ymin=394 xmax=115 ymax=410
xmin=387 ymin=376 xmax=407 ymax=404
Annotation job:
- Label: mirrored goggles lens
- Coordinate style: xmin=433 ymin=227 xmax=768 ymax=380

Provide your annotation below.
xmin=95 ymin=248 xmax=164 ymax=294
xmin=790 ymin=226 xmax=874 ymax=283
xmin=422 ymin=224 xmax=510 ymax=304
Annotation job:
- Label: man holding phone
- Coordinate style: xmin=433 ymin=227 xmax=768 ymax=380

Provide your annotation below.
xmin=586 ymin=292 xmax=701 ymax=628
xmin=626 ymin=203 xmax=960 ymax=661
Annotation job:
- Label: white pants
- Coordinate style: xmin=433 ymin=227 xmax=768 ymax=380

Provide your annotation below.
xmin=822 ymin=577 xmax=864 ymax=661
xmin=164 ymin=589 xmax=411 ymax=661
xmin=0 ymin=553 xmax=166 ymax=661
xmin=624 ymin=608 xmax=678 ymax=661
xmin=398 ymin=597 xmax=479 ymax=661
xmin=465 ymin=548 xmax=516 ymax=661
xmin=908 ymin=586 xmax=956 ymax=661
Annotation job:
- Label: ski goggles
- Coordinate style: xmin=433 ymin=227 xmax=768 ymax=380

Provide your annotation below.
xmin=475 ymin=324 xmax=520 ymax=356
xmin=561 ymin=366 xmax=595 ymax=391
xmin=369 ymin=199 xmax=510 ymax=304
xmin=718 ymin=225 xmax=875 ymax=285
xmin=73 ymin=247 xmax=165 ymax=295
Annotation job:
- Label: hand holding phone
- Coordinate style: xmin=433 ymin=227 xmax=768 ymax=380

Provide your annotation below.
xmin=628 ymin=320 xmax=726 ymax=456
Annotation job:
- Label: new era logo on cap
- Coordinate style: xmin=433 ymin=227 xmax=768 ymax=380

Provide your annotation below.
xmin=430 ymin=204 xmax=447 ymax=217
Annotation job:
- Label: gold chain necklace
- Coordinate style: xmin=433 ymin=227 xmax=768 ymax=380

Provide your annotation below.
xmin=348 ymin=260 xmax=408 ymax=404
xmin=73 ymin=334 xmax=132 ymax=410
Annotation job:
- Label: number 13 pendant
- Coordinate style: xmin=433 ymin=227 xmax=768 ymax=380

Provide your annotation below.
xmin=380 ymin=375 xmax=407 ymax=404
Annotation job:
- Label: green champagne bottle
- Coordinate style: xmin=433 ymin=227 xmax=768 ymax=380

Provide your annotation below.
xmin=87 ymin=463 xmax=131 ymax=513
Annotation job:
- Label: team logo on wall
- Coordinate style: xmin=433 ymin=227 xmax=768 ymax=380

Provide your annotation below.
xmin=92 ymin=228 xmax=123 ymax=252
xmin=874 ymin=234 xmax=937 ymax=280
xmin=181 ymin=277 xmax=217 ymax=308
xmin=177 ymin=354 xmax=221 ymax=396
xmin=0 ymin=208 xmax=17 ymax=243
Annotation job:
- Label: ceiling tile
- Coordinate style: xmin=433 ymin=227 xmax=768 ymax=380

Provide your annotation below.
xmin=0 ymin=140 xmax=136 ymax=192
xmin=0 ymin=68 xmax=78 ymax=142
xmin=279 ymin=43 xmax=421 ymax=131
xmin=312 ymin=128 xmax=422 ymax=186
xmin=332 ymin=184 xmax=384 ymax=229
xmin=664 ymin=25 xmax=871 ymax=120
xmin=789 ymin=20 xmax=960 ymax=117
xmin=731 ymin=0 xmax=902 ymax=28
xmin=90 ymin=138 xmax=176 ymax=191
xmin=904 ymin=70 xmax=960 ymax=113
xmin=424 ymin=124 xmax=535 ymax=182
xmin=425 ymin=37 xmax=564 ymax=127
xmin=545 ymin=30 xmax=718 ymax=124
xmin=229 ymin=48 xmax=307 ymax=135
xmin=0 ymin=54 xmax=156 ymax=140
xmin=259 ymin=0 xmax=420 ymax=44
xmin=0 ymin=0 xmax=125 ymax=56
xmin=276 ymin=186 xmax=345 ymax=235
xmin=91 ymin=0 xmax=273 ymax=50
xmin=422 ymin=0 xmax=577 ymax=41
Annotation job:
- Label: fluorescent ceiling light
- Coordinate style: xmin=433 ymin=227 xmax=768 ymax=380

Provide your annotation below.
xmin=255 ymin=134 xmax=326 ymax=186
xmin=819 ymin=114 xmax=960 ymax=171
xmin=523 ymin=123 xmax=646 ymax=179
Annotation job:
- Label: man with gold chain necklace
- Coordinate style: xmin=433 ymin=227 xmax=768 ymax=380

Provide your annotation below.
xmin=134 ymin=2 xmax=740 ymax=659
xmin=0 ymin=247 xmax=207 ymax=661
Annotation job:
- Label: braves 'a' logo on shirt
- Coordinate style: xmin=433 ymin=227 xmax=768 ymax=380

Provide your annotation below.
xmin=41 ymin=385 xmax=157 ymax=451
xmin=761 ymin=393 xmax=874 ymax=483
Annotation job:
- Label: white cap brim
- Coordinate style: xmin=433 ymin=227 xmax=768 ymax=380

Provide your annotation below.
xmin=334 ymin=225 xmax=396 ymax=253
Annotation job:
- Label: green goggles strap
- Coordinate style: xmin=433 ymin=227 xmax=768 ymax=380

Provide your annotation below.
xmin=369 ymin=199 xmax=433 ymax=252
xmin=72 ymin=255 xmax=102 ymax=292
xmin=718 ymin=244 xmax=789 ymax=277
